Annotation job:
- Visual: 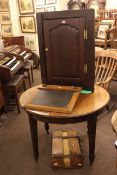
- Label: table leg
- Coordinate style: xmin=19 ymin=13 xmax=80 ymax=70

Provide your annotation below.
xmin=87 ymin=117 xmax=97 ymax=165
xmin=28 ymin=113 xmax=39 ymax=161
xmin=44 ymin=123 xmax=49 ymax=134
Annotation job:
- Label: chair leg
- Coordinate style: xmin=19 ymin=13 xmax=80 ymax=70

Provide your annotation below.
xmin=2 ymin=105 xmax=7 ymax=114
xmin=44 ymin=123 xmax=49 ymax=134
xmin=106 ymin=102 xmax=114 ymax=112
xmin=31 ymin=66 xmax=34 ymax=82
xmin=106 ymin=104 xmax=110 ymax=111
xmin=23 ymin=80 xmax=26 ymax=91
xmin=27 ymin=70 xmax=31 ymax=88
xmin=98 ymin=103 xmax=114 ymax=120
xmin=15 ymin=88 xmax=20 ymax=113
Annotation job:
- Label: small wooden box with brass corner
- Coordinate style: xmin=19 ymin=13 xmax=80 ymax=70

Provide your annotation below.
xmin=51 ymin=130 xmax=84 ymax=168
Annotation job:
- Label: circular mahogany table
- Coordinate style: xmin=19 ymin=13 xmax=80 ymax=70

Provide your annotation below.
xmin=20 ymin=85 xmax=110 ymax=165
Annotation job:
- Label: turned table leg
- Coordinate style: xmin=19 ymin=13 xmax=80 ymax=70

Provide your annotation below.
xmin=87 ymin=116 xmax=97 ymax=165
xmin=28 ymin=113 xmax=39 ymax=161
xmin=44 ymin=123 xmax=49 ymax=134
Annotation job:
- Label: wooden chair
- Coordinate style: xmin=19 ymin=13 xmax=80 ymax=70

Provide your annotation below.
xmin=95 ymin=50 xmax=117 ymax=113
xmin=21 ymin=61 xmax=34 ymax=88
xmin=4 ymin=74 xmax=26 ymax=113
xmin=111 ymin=110 xmax=117 ymax=168
xmin=95 ymin=20 xmax=117 ymax=50
xmin=95 ymin=29 xmax=110 ymax=50
xmin=95 ymin=50 xmax=117 ymax=90
xmin=107 ymin=26 xmax=117 ymax=51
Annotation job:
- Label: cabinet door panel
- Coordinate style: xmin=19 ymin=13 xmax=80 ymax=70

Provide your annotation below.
xmin=43 ymin=17 xmax=85 ymax=85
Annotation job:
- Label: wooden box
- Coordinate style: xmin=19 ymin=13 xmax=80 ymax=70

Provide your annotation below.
xmin=23 ymin=84 xmax=81 ymax=113
xmin=51 ymin=130 xmax=83 ymax=168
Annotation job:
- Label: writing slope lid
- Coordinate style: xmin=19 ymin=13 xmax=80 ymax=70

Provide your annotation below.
xmin=24 ymin=85 xmax=81 ymax=113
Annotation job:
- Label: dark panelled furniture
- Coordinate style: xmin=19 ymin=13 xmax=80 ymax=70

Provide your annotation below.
xmin=3 ymin=38 xmax=40 ymax=68
xmin=36 ymin=9 xmax=95 ymax=91
xmin=0 ymin=51 xmax=24 ymax=82
xmin=4 ymin=74 xmax=26 ymax=113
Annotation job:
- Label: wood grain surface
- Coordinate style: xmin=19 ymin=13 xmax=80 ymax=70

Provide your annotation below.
xmin=20 ymin=85 xmax=81 ymax=114
xmin=20 ymin=85 xmax=110 ymax=118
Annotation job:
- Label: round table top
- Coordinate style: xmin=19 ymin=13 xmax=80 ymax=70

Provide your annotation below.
xmin=20 ymin=85 xmax=110 ymax=120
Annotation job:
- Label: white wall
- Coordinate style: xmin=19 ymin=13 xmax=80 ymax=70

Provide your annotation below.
xmin=106 ymin=0 xmax=117 ymax=9
xmin=8 ymin=0 xmax=117 ymax=36
xmin=9 ymin=0 xmax=21 ymax=36
xmin=8 ymin=0 xmax=64 ymax=55
xmin=58 ymin=0 xmax=69 ymax=10
xmin=9 ymin=0 xmax=69 ymax=37
xmin=7 ymin=0 xmax=117 ymax=56
xmin=9 ymin=0 xmax=39 ymax=54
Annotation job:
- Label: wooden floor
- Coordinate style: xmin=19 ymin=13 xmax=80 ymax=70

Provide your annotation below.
xmin=0 ymin=68 xmax=117 ymax=175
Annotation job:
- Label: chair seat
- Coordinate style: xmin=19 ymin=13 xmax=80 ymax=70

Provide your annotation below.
xmin=4 ymin=74 xmax=26 ymax=113
xmin=95 ymin=38 xmax=110 ymax=43
xmin=23 ymin=61 xmax=33 ymax=70
xmin=111 ymin=110 xmax=117 ymax=133
xmin=21 ymin=61 xmax=34 ymax=88
xmin=7 ymin=75 xmax=24 ymax=87
xmin=95 ymin=47 xmax=103 ymax=51
xmin=95 ymin=38 xmax=111 ymax=49
xmin=95 ymin=38 xmax=105 ymax=42
xmin=111 ymin=110 xmax=117 ymax=168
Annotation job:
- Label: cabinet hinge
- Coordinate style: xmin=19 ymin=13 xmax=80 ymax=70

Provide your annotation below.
xmin=84 ymin=30 xmax=88 ymax=40
xmin=84 ymin=64 xmax=87 ymax=74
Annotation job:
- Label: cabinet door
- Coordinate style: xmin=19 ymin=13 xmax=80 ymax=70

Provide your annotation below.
xmin=43 ymin=17 xmax=85 ymax=86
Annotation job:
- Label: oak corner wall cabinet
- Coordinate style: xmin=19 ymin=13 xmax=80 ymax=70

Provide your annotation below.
xmin=36 ymin=9 xmax=95 ymax=91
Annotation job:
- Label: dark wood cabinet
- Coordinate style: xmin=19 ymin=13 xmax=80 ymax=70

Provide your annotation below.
xmin=43 ymin=17 xmax=85 ymax=85
xmin=37 ymin=10 xmax=95 ymax=91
